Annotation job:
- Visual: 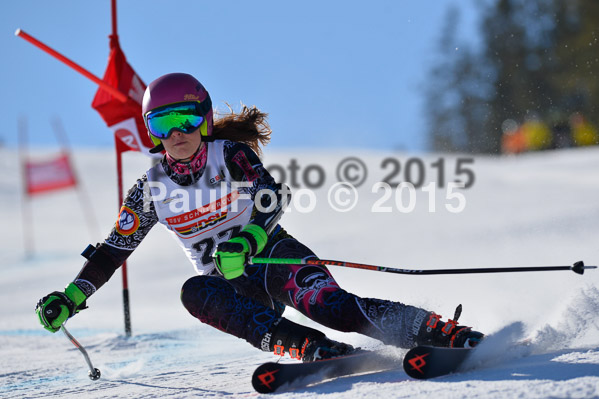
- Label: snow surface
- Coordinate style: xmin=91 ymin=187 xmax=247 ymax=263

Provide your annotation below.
xmin=1 ymin=147 xmax=598 ymax=398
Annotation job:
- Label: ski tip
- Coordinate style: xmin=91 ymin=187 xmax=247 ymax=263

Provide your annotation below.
xmin=403 ymin=346 xmax=432 ymax=380
xmin=403 ymin=346 xmax=472 ymax=380
xmin=252 ymin=362 xmax=282 ymax=394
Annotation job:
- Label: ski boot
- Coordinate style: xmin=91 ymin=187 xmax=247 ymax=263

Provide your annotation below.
xmin=416 ymin=305 xmax=484 ymax=348
xmin=263 ymin=318 xmax=357 ymax=362
xmin=300 ymin=336 xmax=357 ymax=362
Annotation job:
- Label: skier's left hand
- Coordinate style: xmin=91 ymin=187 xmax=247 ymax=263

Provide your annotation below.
xmin=213 ymin=224 xmax=268 ymax=279
xmin=36 ymin=283 xmax=88 ymax=333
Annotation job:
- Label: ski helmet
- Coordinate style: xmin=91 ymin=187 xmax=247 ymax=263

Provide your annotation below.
xmin=142 ymin=73 xmax=214 ymax=154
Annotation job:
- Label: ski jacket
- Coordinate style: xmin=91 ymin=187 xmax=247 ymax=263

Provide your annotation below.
xmin=73 ymin=140 xmax=288 ymax=297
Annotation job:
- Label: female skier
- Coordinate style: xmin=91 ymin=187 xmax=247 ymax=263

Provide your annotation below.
xmin=36 ymin=73 xmax=482 ymax=361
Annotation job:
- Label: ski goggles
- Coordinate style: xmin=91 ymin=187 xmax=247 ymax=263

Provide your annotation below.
xmin=144 ymin=99 xmax=212 ymax=140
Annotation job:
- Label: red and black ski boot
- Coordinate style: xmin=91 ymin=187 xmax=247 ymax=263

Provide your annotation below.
xmin=415 ymin=305 xmax=484 ymax=348
xmin=264 ymin=318 xmax=357 ymax=362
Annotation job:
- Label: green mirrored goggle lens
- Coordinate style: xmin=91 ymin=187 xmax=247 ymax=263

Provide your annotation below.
xmin=145 ymin=103 xmax=204 ymax=139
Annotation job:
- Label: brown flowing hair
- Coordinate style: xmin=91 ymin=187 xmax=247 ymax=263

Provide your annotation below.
xmin=212 ymin=104 xmax=272 ymax=157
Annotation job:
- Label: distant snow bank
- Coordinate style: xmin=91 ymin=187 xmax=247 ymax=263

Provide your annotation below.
xmin=1 ymin=146 xmax=598 ymax=398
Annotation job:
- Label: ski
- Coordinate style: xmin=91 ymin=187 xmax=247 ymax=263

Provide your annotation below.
xmin=251 ymin=350 xmax=401 ymax=393
xmin=403 ymin=345 xmax=472 ymax=379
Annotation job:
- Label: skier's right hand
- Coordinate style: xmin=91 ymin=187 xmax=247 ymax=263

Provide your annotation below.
xmin=36 ymin=283 xmax=88 ymax=333
xmin=213 ymin=224 xmax=268 ymax=280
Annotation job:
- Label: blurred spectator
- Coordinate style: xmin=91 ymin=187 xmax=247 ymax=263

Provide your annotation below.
xmin=501 ymin=112 xmax=599 ymax=154
xmin=520 ymin=115 xmax=552 ymax=151
xmin=570 ymin=113 xmax=599 ymax=147
xmin=501 ymin=119 xmax=527 ymax=154
xmin=548 ymin=110 xmax=572 ymax=149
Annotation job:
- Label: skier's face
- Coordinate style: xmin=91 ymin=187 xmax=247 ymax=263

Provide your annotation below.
xmin=162 ymin=127 xmax=203 ymax=161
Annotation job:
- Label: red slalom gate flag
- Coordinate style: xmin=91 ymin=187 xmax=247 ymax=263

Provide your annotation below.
xmin=25 ymin=153 xmax=77 ymax=195
xmin=91 ymin=41 xmax=157 ymax=156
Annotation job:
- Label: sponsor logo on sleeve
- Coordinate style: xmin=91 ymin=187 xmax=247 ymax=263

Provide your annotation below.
xmin=116 ymin=206 xmax=140 ymax=236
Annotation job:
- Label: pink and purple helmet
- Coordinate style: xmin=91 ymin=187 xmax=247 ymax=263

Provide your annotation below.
xmin=142 ymin=73 xmax=214 ymax=153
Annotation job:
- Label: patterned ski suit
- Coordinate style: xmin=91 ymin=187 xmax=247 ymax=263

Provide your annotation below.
xmin=74 ymin=139 xmax=429 ymax=351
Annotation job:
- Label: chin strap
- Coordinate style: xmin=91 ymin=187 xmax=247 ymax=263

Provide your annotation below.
xmin=149 ymin=142 xmax=165 ymax=154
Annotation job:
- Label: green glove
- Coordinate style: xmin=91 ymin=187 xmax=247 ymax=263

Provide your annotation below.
xmin=36 ymin=283 xmax=88 ymax=333
xmin=213 ymin=224 xmax=268 ymax=279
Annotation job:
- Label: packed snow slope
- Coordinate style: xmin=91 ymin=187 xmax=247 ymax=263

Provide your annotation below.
xmin=1 ymin=146 xmax=598 ymax=398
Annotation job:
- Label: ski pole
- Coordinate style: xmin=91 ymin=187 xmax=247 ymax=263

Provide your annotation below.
xmin=248 ymin=258 xmax=596 ymax=276
xmin=61 ymin=324 xmax=101 ymax=380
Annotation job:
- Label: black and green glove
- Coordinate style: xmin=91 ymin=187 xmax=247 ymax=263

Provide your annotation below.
xmin=35 ymin=283 xmax=88 ymax=333
xmin=213 ymin=224 xmax=268 ymax=280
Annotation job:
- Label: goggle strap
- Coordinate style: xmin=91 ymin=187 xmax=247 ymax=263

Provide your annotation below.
xmin=196 ymin=96 xmax=212 ymax=116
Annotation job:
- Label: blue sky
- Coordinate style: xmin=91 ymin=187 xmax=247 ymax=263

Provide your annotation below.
xmin=2 ymin=1 xmax=479 ymax=152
